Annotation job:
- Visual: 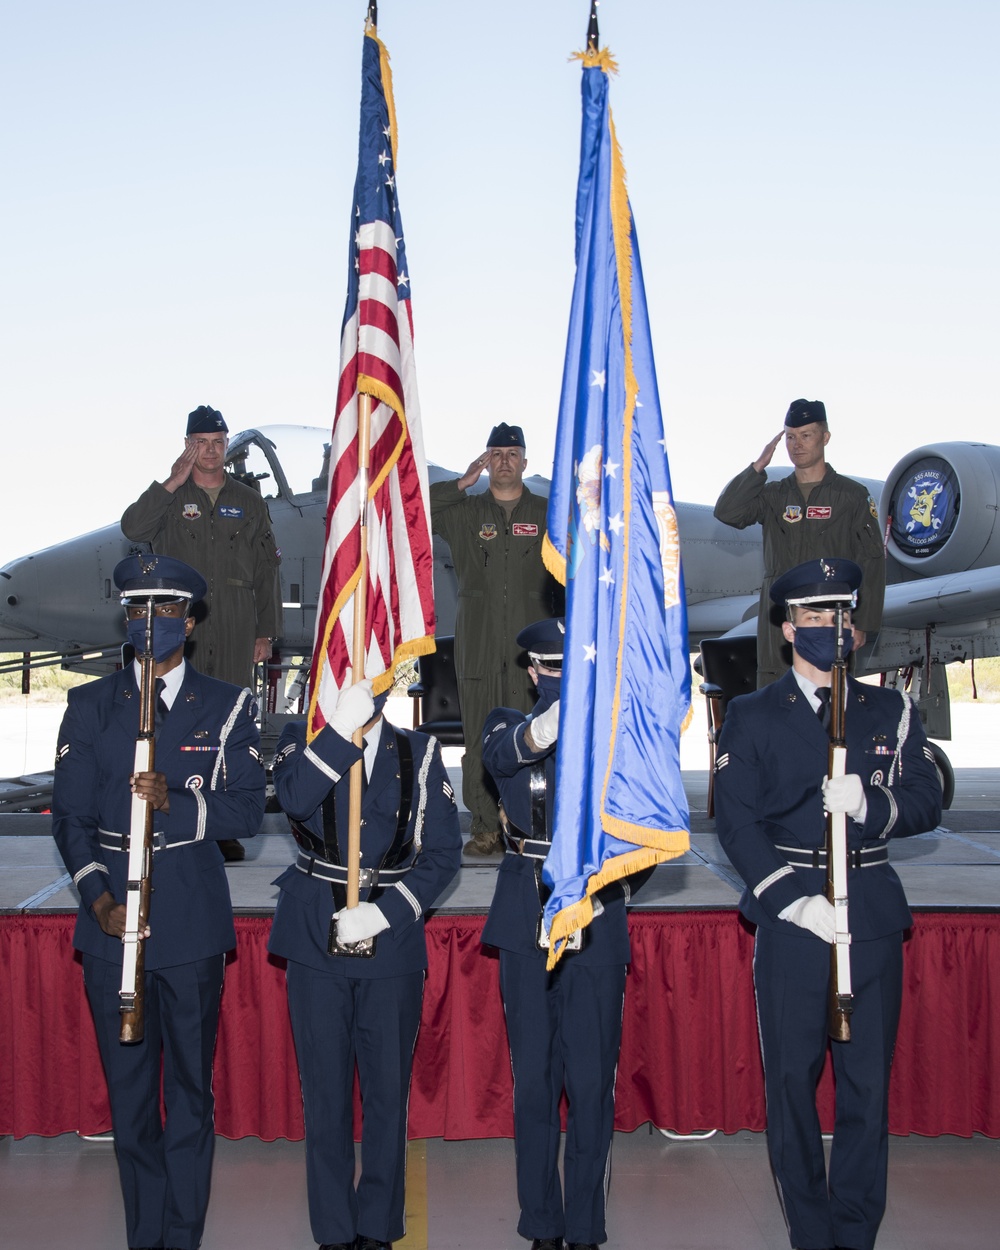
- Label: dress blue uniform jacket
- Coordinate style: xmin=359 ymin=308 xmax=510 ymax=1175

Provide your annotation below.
xmin=268 ymin=718 xmax=462 ymax=976
xmin=481 ymin=706 xmax=643 ymax=963
xmin=714 ymin=670 xmax=942 ymax=936
xmin=53 ymin=664 xmax=265 ymax=966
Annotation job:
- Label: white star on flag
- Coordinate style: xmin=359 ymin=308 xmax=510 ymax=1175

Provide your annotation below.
xmin=583 ymin=642 xmax=598 ymax=662
xmin=590 ymin=369 xmax=606 ymax=391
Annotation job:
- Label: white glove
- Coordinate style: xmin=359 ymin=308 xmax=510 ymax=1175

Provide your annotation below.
xmin=335 ymin=901 xmax=390 ymax=944
xmin=780 ymin=894 xmax=836 ymax=943
xmin=527 ymin=700 xmax=560 ymax=750
xmin=329 ymin=679 xmax=375 ymax=740
xmin=823 ymin=773 xmax=867 ymax=822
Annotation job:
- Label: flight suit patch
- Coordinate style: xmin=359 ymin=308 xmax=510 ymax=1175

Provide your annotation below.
xmin=512 ymin=523 xmax=539 ymax=536
xmin=783 ymin=506 xmax=802 ymax=523
xmin=182 ymin=504 xmax=202 ymax=520
xmin=479 ymin=523 xmax=497 ymax=541
xmin=218 ymin=506 xmax=244 ymax=519
xmin=806 ymin=506 xmax=832 ymax=520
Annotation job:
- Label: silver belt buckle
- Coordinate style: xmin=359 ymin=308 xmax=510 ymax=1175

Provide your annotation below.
xmin=536 ymin=914 xmax=583 ymax=953
xmin=358 ymin=867 xmax=374 ymax=887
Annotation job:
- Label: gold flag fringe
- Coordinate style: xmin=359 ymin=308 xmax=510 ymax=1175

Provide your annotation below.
xmin=545 ymin=841 xmax=682 ymax=971
xmin=571 ymin=47 xmax=620 ymax=75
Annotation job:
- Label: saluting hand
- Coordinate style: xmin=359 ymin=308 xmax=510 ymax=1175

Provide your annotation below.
xmin=456 ymin=450 xmax=491 ymax=492
xmin=752 ymin=432 xmax=784 ymax=475
xmin=163 ymin=439 xmax=198 ymax=492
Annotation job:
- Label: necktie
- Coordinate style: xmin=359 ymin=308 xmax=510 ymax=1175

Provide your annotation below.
xmin=155 ymin=678 xmax=169 ymax=729
xmin=815 ymin=686 xmax=831 ymax=733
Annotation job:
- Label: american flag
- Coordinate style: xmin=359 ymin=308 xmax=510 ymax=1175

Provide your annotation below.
xmin=307 ymin=25 xmax=435 ymax=737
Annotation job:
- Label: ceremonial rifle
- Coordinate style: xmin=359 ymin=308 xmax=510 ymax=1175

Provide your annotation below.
xmin=119 ymin=599 xmax=156 ymax=1042
xmin=826 ymin=605 xmax=853 ymax=1041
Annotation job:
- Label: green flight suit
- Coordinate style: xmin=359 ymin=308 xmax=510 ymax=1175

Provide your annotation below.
xmin=121 ymin=476 xmax=282 ymax=688
xmin=430 ymin=480 xmax=562 ymax=834
xmin=714 ymin=463 xmax=886 ymax=687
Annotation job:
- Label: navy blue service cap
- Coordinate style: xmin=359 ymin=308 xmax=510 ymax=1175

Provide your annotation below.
xmin=186 ymin=405 xmax=229 ymax=435
xmin=487 ymin=423 xmax=525 ymax=449
xmin=517 ymin=617 xmax=566 ymax=666
xmin=770 ymin=558 xmax=862 ymax=608
xmin=784 ymin=398 xmax=827 ymax=428
xmin=114 ymin=554 xmax=208 ymax=606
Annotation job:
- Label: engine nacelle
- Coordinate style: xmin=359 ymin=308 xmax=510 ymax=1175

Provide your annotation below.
xmin=880 ymin=442 xmax=1000 ymax=576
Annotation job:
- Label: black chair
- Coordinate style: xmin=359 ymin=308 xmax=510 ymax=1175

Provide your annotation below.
xmin=407 ymin=636 xmax=464 ymax=745
xmin=698 ymin=634 xmax=758 ymax=817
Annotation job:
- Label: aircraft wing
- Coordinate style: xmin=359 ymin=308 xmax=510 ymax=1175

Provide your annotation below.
xmin=882 ymin=567 xmax=1000 ymax=631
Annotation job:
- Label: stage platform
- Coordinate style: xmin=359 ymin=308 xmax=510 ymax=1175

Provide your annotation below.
xmin=2 ymin=765 xmax=998 ymax=1145
xmin=2 ymin=763 xmax=999 ymax=917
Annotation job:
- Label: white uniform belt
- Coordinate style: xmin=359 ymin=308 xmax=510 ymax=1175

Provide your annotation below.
xmin=99 ymin=828 xmax=167 ymax=853
xmin=776 ymin=843 xmax=888 ymax=870
xmin=294 ymin=850 xmax=410 ymax=887
xmin=502 ymin=835 xmax=551 ymax=861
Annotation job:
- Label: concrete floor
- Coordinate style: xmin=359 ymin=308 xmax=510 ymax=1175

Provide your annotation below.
xmin=3 ymin=1127 xmax=998 ymax=1249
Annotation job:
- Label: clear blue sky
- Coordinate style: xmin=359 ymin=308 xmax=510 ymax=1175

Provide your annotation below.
xmin=2 ymin=1 xmax=997 ymax=560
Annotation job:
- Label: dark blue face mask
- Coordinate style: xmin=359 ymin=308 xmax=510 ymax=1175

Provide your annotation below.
xmin=533 ymin=671 xmax=562 ymax=710
xmin=126 ymin=615 xmax=188 ymax=663
xmin=791 ymin=624 xmax=854 ymax=673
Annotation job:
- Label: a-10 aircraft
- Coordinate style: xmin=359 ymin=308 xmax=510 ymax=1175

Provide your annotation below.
xmin=2 ymin=424 xmax=999 ymax=761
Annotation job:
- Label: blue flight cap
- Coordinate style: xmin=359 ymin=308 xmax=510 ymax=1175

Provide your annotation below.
xmin=770 ymin=558 xmax=862 ymax=609
xmin=114 ymin=554 xmax=208 ymax=606
xmin=517 ymin=617 xmax=566 ymax=667
xmin=487 ymin=423 xmax=525 ymax=449
xmin=186 ymin=405 xmax=229 ymax=435
xmin=784 ymin=398 xmax=827 ymax=428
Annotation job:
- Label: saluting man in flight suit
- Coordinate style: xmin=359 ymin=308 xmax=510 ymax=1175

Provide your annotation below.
xmin=269 ymin=680 xmax=462 ymax=1250
xmin=714 ymin=558 xmax=941 ymax=1250
xmin=53 ymin=554 xmax=265 ymax=1250
xmin=430 ymin=422 xmax=563 ymax=855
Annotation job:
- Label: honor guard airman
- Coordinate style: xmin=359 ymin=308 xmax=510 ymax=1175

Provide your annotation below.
xmin=268 ymin=683 xmax=462 ymax=1250
xmin=481 ymin=618 xmax=649 ymax=1250
xmin=714 ymin=558 xmax=941 ymax=1250
xmin=52 ymin=554 xmax=265 ymax=1250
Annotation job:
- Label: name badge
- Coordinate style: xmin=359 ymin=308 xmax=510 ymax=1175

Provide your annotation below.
xmin=512 ymin=523 xmax=539 ymax=536
xmin=218 ymin=506 xmax=244 ymax=519
xmin=806 ymin=506 xmax=832 ymax=520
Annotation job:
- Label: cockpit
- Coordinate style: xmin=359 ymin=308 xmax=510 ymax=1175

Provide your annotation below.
xmin=225 ymin=426 xmax=331 ymax=501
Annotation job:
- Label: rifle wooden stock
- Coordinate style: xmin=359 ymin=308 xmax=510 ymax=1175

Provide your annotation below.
xmin=826 ymin=647 xmax=853 ymax=1042
xmin=119 ymin=621 xmax=157 ymax=1044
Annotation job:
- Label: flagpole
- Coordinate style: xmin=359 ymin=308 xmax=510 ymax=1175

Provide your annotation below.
xmin=346 ymin=391 xmax=373 ymax=910
xmin=587 ymin=0 xmax=599 ymax=50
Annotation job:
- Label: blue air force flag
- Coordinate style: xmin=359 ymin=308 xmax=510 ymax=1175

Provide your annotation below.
xmin=540 ymin=46 xmax=691 ymax=966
